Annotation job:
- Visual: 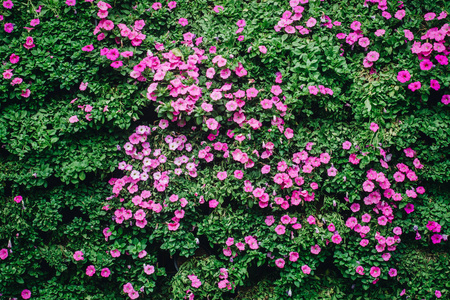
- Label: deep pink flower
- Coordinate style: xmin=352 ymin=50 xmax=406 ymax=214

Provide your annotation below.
xmin=397 ymin=70 xmax=410 ymax=83
xmin=66 ymin=0 xmax=76 ymax=6
xmin=419 ymin=59 xmax=433 ymax=71
xmin=4 ymin=23 xmax=14 ymax=33
xmin=369 ymin=122 xmax=379 ymax=132
xmin=13 ymin=195 xmax=22 ymax=203
xmin=21 ymin=289 xmax=31 ymax=299
xmin=0 ymin=248 xmax=8 ymax=260
xmin=408 ymin=81 xmax=421 ymax=92
xmin=306 ymin=17 xmax=317 ymax=27
xmin=441 ymin=95 xmax=450 ymax=105
xmin=3 ymin=0 xmax=13 ymax=9
xmin=82 ymin=44 xmax=94 ymax=52
xmin=101 ymin=268 xmax=111 ymax=277
xmin=356 ymin=266 xmax=364 ymax=275
xmin=217 ymin=171 xmax=227 ymax=181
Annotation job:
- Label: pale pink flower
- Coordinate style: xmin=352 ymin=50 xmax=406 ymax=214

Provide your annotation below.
xmin=306 ymin=17 xmax=317 ymax=27
xmin=69 ymin=116 xmax=79 ymax=123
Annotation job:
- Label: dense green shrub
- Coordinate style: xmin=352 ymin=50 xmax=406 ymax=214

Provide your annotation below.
xmin=1 ymin=0 xmax=449 ymax=299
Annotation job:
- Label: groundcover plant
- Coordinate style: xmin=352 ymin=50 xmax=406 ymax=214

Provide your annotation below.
xmin=0 ymin=0 xmax=449 ymax=299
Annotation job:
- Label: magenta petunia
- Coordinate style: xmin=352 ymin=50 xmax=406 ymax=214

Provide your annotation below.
xmin=397 ymin=70 xmax=410 ymax=83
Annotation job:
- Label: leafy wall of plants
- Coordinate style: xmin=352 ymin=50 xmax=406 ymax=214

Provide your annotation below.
xmin=0 ymin=0 xmax=449 ymax=299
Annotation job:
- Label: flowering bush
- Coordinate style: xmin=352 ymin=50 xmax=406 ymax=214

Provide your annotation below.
xmin=1 ymin=0 xmax=449 ymax=299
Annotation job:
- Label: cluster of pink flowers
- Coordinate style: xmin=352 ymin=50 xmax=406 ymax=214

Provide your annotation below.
xmin=123 ymin=282 xmax=140 ymax=299
xmin=2 ymin=65 xmax=31 ymax=98
xmin=274 ymin=0 xmax=338 ymax=34
xmin=307 ymin=85 xmax=333 ymax=95
xmin=217 ymin=268 xmax=232 ymax=289
xmin=395 ymin=15 xmax=449 ymax=102
xmin=188 ymin=274 xmax=202 ymax=288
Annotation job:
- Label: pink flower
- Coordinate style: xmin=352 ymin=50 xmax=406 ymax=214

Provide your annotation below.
xmin=332 ymin=233 xmax=342 ymax=244
xmin=275 ymin=258 xmax=285 ymax=268
xmin=397 ymin=70 xmax=411 ymax=83
xmin=308 ymin=85 xmax=318 ymax=95
xmin=21 ymin=289 xmax=31 ymax=299
xmin=237 ymin=19 xmax=246 ymax=27
xmin=110 ymin=249 xmax=121 ymax=257
xmin=363 ymin=180 xmax=374 ymax=192
xmin=3 ymin=0 xmax=13 ymax=9
xmin=271 ymin=85 xmax=282 ymax=96
xmin=301 ymin=265 xmax=311 ymax=274
xmin=408 ymin=81 xmax=421 ymax=92
xmin=284 ymin=128 xmax=294 ymax=139
xmin=168 ymin=1 xmax=177 ymax=9
xmin=9 ymin=53 xmax=19 ymax=64
xmin=289 ymin=252 xmax=299 ymax=262
xmin=306 ymin=17 xmax=317 ymax=27
xmin=394 ymin=9 xmax=405 ymax=20
xmin=82 ymin=44 xmax=94 ymax=52
xmin=356 ymin=266 xmax=364 ymax=275
xmin=435 ymin=55 xmax=448 ymax=66
xmin=111 ymin=61 xmax=123 ymax=68
xmin=404 ymin=203 xmax=414 ymax=214
xmin=217 ymin=171 xmax=227 ymax=181
xmin=152 ymin=2 xmax=162 ymax=10
xmin=144 ymin=264 xmax=155 ymax=275
xmin=66 ymin=0 xmax=76 ymax=6
xmin=441 ymin=95 xmax=450 ymax=105
xmin=342 ymin=141 xmax=352 ymax=149
xmin=358 ymin=37 xmax=370 ymax=47
xmin=69 ymin=116 xmax=79 ymax=123
xmin=424 ymin=12 xmax=436 ymax=21
xmin=86 ymin=265 xmax=96 ymax=276
xmin=4 ymin=23 xmax=14 ymax=33
xmin=0 ymin=248 xmax=8 ymax=260
xmin=369 ymin=266 xmax=381 ymax=278
xmin=419 ymin=59 xmax=433 ymax=71
xmin=435 ymin=290 xmax=442 ymax=298
xmin=101 ymin=268 xmax=111 ymax=277
xmin=13 ymin=195 xmax=22 ymax=203
xmin=307 ymin=215 xmax=316 ymax=225
xmin=246 ymin=87 xmax=259 ymax=98
xmin=206 ymin=118 xmax=219 ymax=130
xmin=178 ymin=18 xmax=188 ymax=26
xmin=366 ymin=51 xmax=379 ymax=62
xmin=275 ymin=225 xmax=286 ymax=235
xmin=213 ymin=5 xmax=224 ymax=13
xmin=369 ymin=122 xmax=379 ymax=132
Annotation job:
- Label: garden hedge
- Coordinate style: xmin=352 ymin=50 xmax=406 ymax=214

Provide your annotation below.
xmin=1 ymin=0 xmax=449 ymax=299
